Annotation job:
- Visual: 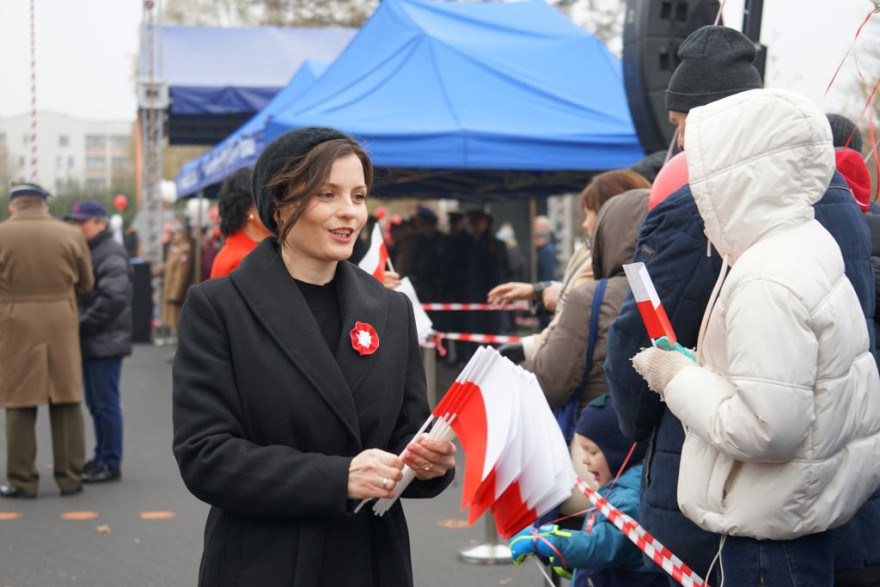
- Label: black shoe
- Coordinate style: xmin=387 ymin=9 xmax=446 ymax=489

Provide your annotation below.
xmin=60 ymin=485 xmax=83 ymax=497
xmin=0 ymin=483 xmax=36 ymax=499
xmin=83 ymin=460 xmax=99 ymax=476
xmin=82 ymin=465 xmax=121 ymax=484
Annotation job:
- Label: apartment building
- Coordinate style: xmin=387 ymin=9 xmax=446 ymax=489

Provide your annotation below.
xmin=0 ymin=111 xmax=136 ymax=195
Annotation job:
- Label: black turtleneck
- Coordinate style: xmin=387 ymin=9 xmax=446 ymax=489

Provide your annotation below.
xmin=294 ymin=275 xmax=341 ymax=354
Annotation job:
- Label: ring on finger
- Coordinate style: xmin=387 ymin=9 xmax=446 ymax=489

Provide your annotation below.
xmin=382 ymin=477 xmax=389 ymax=489
xmin=423 ymin=464 xmax=433 ymax=472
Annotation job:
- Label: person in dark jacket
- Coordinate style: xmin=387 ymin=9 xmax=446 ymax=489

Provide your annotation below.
xmin=605 ymin=25 xmax=878 ymax=584
xmin=172 ymin=127 xmax=455 ymax=587
xmin=68 ymin=200 xmax=132 ymax=484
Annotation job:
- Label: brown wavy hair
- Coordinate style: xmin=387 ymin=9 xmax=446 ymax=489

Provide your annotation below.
xmin=580 ymin=169 xmax=651 ymax=213
xmin=264 ymin=138 xmax=374 ymax=245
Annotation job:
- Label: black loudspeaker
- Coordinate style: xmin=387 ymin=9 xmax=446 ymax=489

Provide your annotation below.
xmin=622 ymin=0 xmax=722 ymax=154
xmin=131 ymin=260 xmax=154 ymax=344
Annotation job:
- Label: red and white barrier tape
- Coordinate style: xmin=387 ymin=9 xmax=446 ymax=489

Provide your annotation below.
xmin=29 ymin=0 xmax=38 ymax=182
xmin=421 ymin=302 xmax=529 ymax=311
xmin=575 ymin=478 xmax=709 ymax=587
xmin=434 ymin=332 xmax=522 ymax=344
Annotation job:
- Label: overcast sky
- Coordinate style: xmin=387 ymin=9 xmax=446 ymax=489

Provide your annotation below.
xmin=0 ymin=0 xmax=876 ymax=122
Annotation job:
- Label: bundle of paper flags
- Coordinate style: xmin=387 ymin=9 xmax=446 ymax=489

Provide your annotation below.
xmin=359 ymin=346 xmax=576 ymax=539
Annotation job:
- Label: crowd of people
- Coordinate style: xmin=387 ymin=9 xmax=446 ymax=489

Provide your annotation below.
xmin=2 ymin=22 xmax=880 ymax=587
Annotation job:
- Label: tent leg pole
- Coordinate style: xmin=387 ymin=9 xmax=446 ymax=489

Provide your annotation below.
xmin=529 ymin=197 xmax=537 ymax=283
xmin=194 ymin=190 xmax=204 ymax=283
xmin=423 ymin=345 xmax=437 ymax=409
xmin=457 ymin=515 xmax=512 ymax=565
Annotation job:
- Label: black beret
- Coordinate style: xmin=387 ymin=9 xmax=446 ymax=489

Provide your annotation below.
xmin=251 ymin=127 xmax=350 ymax=233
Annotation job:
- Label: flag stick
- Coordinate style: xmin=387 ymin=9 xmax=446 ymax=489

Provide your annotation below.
xmin=533 ymin=559 xmax=558 ymax=587
xmin=353 ymin=413 xmax=436 ymax=514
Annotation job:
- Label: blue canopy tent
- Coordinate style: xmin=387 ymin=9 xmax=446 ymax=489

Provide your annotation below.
xmin=159 ymin=26 xmax=355 ymax=145
xmin=262 ymin=0 xmax=644 ymax=199
xmin=176 ymin=60 xmax=328 ymax=197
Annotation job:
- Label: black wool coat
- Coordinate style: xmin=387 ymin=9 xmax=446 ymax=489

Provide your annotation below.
xmin=172 ymin=239 xmax=453 ymax=587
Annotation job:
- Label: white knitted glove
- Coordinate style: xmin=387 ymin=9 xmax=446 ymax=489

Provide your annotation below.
xmin=631 ymin=347 xmax=693 ymax=398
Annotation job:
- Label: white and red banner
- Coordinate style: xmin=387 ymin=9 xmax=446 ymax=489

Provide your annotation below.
xmin=623 ymin=262 xmax=677 ymax=344
xmin=357 ymin=223 xmax=389 ymax=282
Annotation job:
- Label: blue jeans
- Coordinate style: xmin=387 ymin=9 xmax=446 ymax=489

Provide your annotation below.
xmin=82 ymin=357 xmax=123 ymax=468
xmin=711 ymin=531 xmax=832 ymax=586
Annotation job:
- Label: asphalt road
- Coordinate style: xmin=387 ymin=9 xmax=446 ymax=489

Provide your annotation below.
xmin=0 ymin=343 xmax=551 ymax=587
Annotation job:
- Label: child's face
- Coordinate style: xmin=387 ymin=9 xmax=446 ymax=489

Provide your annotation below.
xmin=578 ymin=435 xmax=612 ymax=487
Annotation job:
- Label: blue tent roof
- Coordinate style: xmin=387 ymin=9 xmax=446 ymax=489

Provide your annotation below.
xmin=265 ymin=0 xmax=643 ymax=178
xmin=176 ymin=60 xmax=328 ymax=197
xmin=156 ymin=25 xmax=355 ymax=144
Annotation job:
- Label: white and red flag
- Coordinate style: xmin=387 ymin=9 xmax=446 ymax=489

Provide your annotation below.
xmin=365 ymin=347 xmax=574 ymax=538
xmin=623 ymin=262 xmax=677 ymax=344
xmin=357 ymin=223 xmax=389 ymax=282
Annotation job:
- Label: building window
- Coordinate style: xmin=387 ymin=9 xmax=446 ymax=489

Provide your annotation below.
xmin=56 ymin=155 xmax=62 ymax=169
xmin=111 ymin=156 xmax=130 ymax=170
xmin=0 ymin=133 xmax=6 ymax=146
xmin=22 ymin=135 xmax=29 ymax=146
xmin=18 ymin=156 xmax=25 ymax=168
xmin=86 ymin=178 xmax=106 ymax=191
xmin=68 ymin=156 xmax=75 ymax=168
xmin=85 ymin=135 xmax=105 ymax=149
xmin=58 ymin=135 xmax=69 ymax=148
xmin=86 ymin=156 xmax=104 ymax=170
xmin=110 ymin=135 xmax=130 ymax=149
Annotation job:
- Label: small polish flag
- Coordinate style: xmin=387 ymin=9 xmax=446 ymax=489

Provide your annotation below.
xmin=623 ymin=262 xmax=677 ymax=345
xmin=357 ymin=223 xmax=388 ymax=282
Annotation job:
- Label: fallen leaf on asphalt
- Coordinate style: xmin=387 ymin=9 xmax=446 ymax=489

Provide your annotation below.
xmin=435 ymin=518 xmax=469 ymax=528
xmin=0 ymin=512 xmax=22 ymax=521
xmin=140 ymin=511 xmax=176 ymax=520
xmin=61 ymin=511 xmax=99 ymax=520
xmin=96 ymin=525 xmax=111 ymax=534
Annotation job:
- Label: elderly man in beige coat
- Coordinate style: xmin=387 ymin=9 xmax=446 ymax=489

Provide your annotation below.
xmin=0 ymin=185 xmax=94 ymax=498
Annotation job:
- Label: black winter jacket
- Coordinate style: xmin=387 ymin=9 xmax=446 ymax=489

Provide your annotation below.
xmin=79 ymin=229 xmax=132 ymax=359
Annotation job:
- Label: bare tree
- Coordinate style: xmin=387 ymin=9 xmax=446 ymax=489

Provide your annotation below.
xmin=550 ymin=0 xmax=625 ymax=54
xmin=164 ymin=0 xmax=378 ymax=27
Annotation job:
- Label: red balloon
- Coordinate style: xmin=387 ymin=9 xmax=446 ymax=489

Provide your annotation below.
xmin=374 ymin=206 xmax=387 ymax=220
xmin=649 ymin=152 xmax=689 ymax=210
xmin=114 ymin=194 xmax=128 ymax=211
xmin=208 ymin=205 xmax=219 ymax=221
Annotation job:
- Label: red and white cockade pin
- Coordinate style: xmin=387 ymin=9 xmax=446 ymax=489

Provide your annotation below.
xmin=350 ymin=321 xmax=380 ymax=356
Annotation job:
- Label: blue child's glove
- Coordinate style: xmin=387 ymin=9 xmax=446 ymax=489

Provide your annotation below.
xmin=508 ymin=524 xmax=573 ymax=578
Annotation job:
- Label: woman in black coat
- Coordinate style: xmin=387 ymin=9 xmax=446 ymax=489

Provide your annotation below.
xmin=172 ymin=127 xmax=456 ymax=586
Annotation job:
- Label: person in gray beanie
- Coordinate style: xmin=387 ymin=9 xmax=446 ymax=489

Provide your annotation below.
xmin=665 ymin=25 xmax=762 ymax=152
xmin=605 ymin=24 xmax=879 ymax=586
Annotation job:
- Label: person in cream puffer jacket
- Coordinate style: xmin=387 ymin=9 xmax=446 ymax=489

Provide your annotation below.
xmin=632 ymin=88 xmax=880 ymax=584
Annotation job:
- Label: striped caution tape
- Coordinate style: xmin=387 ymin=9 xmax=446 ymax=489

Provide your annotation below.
xmin=575 ymin=478 xmax=709 ymax=587
xmin=434 ymin=332 xmax=523 ymax=344
xmin=421 ymin=302 xmax=530 ymax=311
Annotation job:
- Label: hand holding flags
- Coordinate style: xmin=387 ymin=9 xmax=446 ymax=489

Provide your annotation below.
xmin=358 ymin=346 xmax=576 ymax=539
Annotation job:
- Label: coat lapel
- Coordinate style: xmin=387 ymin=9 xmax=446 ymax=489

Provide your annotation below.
xmin=334 ymin=261 xmax=389 ymax=395
xmin=230 ymin=240 xmax=361 ymax=447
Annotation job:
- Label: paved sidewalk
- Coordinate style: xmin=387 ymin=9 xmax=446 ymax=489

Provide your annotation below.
xmin=0 ymin=344 xmax=548 ymax=586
